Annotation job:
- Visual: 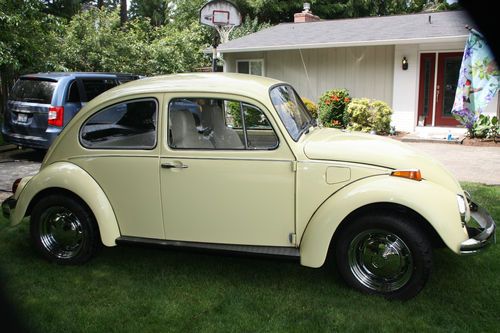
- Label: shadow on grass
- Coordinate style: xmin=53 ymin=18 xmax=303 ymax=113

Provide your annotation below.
xmin=0 ymin=182 xmax=497 ymax=332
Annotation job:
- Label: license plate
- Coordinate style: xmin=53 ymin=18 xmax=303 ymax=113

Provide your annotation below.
xmin=17 ymin=113 xmax=28 ymax=123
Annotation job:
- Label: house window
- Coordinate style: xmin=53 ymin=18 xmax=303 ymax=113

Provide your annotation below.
xmin=236 ymin=60 xmax=264 ymax=76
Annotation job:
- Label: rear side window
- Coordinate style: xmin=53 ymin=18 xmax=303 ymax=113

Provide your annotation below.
xmin=81 ymin=79 xmax=117 ymax=102
xmin=10 ymin=79 xmax=57 ymax=104
xmin=80 ymin=99 xmax=158 ymax=149
xmin=67 ymin=81 xmax=81 ymax=103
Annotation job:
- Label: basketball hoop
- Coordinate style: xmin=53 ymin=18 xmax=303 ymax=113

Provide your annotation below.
xmin=214 ymin=24 xmax=235 ymax=44
xmin=200 ymin=0 xmax=242 ymax=71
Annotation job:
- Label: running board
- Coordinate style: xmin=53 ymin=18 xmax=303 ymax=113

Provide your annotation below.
xmin=116 ymin=236 xmax=300 ymax=259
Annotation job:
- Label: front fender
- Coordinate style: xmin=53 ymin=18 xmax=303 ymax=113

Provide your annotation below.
xmin=11 ymin=162 xmax=120 ymax=246
xmin=299 ymin=175 xmax=469 ymax=268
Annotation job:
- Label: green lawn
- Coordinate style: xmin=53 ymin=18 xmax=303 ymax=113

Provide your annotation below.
xmin=0 ymin=183 xmax=498 ymax=332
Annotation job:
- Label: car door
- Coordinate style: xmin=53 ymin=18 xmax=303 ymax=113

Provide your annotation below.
xmin=160 ymin=94 xmax=296 ymax=247
xmin=72 ymin=95 xmax=164 ymax=239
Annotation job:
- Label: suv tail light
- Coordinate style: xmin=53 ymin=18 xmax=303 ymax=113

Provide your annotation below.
xmin=48 ymin=106 xmax=64 ymax=127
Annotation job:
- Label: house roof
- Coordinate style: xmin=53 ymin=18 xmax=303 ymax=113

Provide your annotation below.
xmin=217 ymin=10 xmax=472 ymax=53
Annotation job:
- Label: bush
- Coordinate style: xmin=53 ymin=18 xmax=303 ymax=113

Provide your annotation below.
xmin=346 ymin=98 xmax=393 ymax=134
xmin=471 ymin=114 xmax=499 ymax=139
xmin=318 ymin=88 xmax=351 ymax=128
xmin=301 ymin=97 xmax=318 ymax=118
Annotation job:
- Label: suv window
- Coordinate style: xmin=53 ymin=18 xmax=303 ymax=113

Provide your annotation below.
xmin=10 ymin=78 xmax=57 ymax=104
xmin=67 ymin=80 xmax=81 ymax=103
xmin=80 ymin=99 xmax=157 ymax=149
xmin=168 ymin=98 xmax=278 ymax=150
xmin=81 ymin=79 xmax=117 ymax=102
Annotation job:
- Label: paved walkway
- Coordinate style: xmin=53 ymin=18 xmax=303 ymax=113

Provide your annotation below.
xmin=406 ymin=143 xmax=500 ymax=185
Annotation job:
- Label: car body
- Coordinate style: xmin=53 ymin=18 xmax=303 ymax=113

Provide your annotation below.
xmin=2 ymin=73 xmax=496 ymax=300
xmin=1 ymin=72 xmax=141 ymax=150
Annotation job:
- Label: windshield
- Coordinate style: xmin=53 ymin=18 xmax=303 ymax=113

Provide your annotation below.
xmin=270 ymin=85 xmax=312 ymax=141
xmin=10 ymin=78 xmax=57 ymax=104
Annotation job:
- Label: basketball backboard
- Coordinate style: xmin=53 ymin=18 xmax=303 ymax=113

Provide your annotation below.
xmin=200 ymin=0 xmax=242 ymax=28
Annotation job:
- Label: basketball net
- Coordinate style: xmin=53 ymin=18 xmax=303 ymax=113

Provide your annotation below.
xmin=215 ymin=24 xmax=235 ymax=44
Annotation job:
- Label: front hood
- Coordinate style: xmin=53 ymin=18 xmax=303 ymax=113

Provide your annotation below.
xmin=303 ymin=128 xmax=462 ymax=193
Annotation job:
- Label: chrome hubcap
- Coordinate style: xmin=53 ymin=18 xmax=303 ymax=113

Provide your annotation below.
xmin=348 ymin=229 xmax=413 ymax=292
xmin=39 ymin=206 xmax=84 ymax=259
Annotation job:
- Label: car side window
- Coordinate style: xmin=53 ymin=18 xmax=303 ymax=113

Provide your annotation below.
xmin=67 ymin=81 xmax=81 ymax=103
xmin=168 ymin=98 xmax=278 ymax=150
xmin=81 ymin=79 xmax=117 ymax=102
xmin=80 ymin=98 xmax=157 ymax=149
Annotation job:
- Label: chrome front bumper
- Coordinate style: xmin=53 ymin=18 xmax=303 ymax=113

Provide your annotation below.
xmin=460 ymin=202 xmax=496 ymax=254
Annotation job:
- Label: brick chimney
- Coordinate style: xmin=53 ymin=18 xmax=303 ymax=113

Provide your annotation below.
xmin=294 ymin=2 xmax=320 ymax=23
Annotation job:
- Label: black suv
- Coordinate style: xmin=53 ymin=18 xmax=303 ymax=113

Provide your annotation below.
xmin=2 ymin=72 xmax=140 ymax=149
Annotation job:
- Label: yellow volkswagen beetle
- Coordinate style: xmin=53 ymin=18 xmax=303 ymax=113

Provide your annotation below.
xmin=2 ymin=73 xmax=496 ymax=300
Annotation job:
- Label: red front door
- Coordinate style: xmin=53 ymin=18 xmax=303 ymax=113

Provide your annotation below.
xmin=418 ymin=52 xmax=463 ymax=127
xmin=435 ymin=52 xmax=462 ymax=126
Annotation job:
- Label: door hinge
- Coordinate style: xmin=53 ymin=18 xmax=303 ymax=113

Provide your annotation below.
xmin=289 ymin=233 xmax=297 ymax=245
xmin=291 ymin=161 xmax=297 ymax=172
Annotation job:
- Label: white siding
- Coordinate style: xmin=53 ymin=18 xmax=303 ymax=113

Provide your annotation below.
xmin=392 ymin=44 xmax=419 ymax=132
xmin=223 ymin=45 xmax=395 ymax=104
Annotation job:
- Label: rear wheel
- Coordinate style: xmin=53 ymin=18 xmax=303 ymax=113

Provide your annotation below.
xmin=335 ymin=213 xmax=433 ymax=300
xmin=30 ymin=195 xmax=100 ymax=264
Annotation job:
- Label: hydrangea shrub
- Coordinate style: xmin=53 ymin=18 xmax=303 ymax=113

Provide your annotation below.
xmin=346 ymin=98 xmax=393 ymax=134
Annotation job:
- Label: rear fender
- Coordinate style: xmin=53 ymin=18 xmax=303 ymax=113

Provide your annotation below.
xmin=11 ymin=162 xmax=120 ymax=246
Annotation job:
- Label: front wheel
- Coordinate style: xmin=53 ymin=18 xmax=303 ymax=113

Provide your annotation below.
xmin=335 ymin=213 xmax=433 ymax=300
xmin=30 ymin=195 xmax=101 ymax=265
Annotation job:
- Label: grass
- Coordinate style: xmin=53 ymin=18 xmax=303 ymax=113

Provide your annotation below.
xmin=0 ymin=183 xmax=499 ymax=332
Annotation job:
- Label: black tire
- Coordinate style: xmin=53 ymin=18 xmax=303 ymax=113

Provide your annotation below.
xmin=335 ymin=213 xmax=433 ymax=300
xmin=30 ymin=194 xmax=101 ymax=265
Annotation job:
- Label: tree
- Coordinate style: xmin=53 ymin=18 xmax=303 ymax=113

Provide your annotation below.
xmin=0 ymin=0 xmax=61 ymax=114
xmin=129 ymin=0 xmax=173 ymax=26
xmin=229 ymin=16 xmax=271 ymax=40
xmin=120 ymin=0 xmax=127 ymax=25
xmin=54 ymin=8 xmax=210 ymax=75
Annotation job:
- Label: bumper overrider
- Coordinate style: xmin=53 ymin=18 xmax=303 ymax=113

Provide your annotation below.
xmin=460 ymin=201 xmax=496 ymax=254
xmin=2 ymin=196 xmax=16 ymax=219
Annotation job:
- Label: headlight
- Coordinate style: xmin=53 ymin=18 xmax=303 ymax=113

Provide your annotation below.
xmin=457 ymin=194 xmax=466 ymax=222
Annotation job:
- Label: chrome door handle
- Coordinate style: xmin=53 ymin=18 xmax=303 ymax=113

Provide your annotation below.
xmin=161 ymin=162 xmax=188 ymax=169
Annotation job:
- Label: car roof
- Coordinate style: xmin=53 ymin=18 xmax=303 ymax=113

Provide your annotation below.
xmin=88 ymin=73 xmax=285 ymax=107
xmin=20 ymin=72 xmax=139 ymax=81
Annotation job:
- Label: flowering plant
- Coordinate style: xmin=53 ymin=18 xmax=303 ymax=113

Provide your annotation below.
xmin=318 ymin=88 xmax=351 ymax=128
xmin=346 ymin=98 xmax=393 ymax=134
xmin=301 ymin=97 xmax=318 ymax=118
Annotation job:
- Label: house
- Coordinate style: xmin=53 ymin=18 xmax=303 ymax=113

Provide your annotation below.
xmin=217 ymin=9 xmax=499 ymax=134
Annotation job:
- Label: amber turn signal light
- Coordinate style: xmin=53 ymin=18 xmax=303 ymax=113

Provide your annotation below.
xmin=390 ymin=169 xmax=422 ymax=181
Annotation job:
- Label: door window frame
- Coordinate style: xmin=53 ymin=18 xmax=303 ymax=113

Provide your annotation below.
xmin=167 ymin=97 xmax=280 ymax=151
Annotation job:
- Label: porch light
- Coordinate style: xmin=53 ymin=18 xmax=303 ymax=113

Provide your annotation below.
xmin=402 ymin=57 xmax=408 ymax=70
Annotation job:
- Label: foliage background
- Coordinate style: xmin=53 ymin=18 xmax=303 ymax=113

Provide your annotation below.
xmin=0 ymin=0 xmax=459 ymax=115
xmin=318 ymin=88 xmax=351 ymax=128
xmin=346 ymin=98 xmax=393 ymax=134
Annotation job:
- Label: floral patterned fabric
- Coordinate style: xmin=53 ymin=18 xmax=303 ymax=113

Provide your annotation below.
xmin=452 ymin=30 xmax=499 ymax=129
